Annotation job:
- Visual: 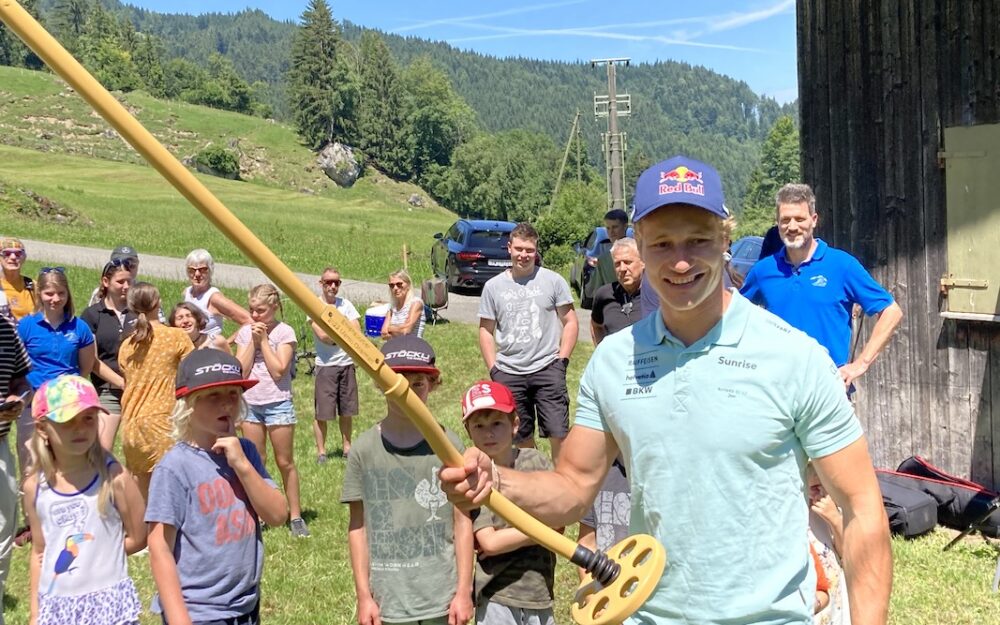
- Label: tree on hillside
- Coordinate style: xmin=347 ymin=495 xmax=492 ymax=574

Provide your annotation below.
xmin=736 ymin=115 xmax=800 ymax=238
xmin=429 ymin=129 xmax=558 ymax=222
xmin=536 ymin=180 xmax=607 ymax=269
xmin=133 ymin=34 xmax=166 ymax=97
xmin=287 ymin=0 xmax=355 ymax=149
xmin=624 ymin=143 xmax=654 ymax=204
xmin=0 ymin=0 xmax=43 ymax=69
xmin=403 ymin=56 xmax=477 ymax=181
xmin=78 ymin=5 xmax=142 ymax=92
xmin=355 ymin=31 xmax=410 ymax=177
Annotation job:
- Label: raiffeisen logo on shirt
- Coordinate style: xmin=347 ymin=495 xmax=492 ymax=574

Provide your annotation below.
xmin=810 ymin=275 xmax=828 ymax=287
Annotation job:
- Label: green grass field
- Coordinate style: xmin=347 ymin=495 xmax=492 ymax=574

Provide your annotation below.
xmin=2 ymin=263 xmax=1000 ymax=623
xmin=0 ymin=65 xmax=456 ymax=283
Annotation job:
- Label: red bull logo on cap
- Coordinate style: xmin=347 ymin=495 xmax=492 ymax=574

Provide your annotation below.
xmin=659 ymin=166 xmax=704 ymax=197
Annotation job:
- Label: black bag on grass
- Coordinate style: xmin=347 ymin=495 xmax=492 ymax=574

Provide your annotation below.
xmin=876 ymin=472 xmax=938 ymax=537
xmin=895 ymin=456 xmax=1000 ymax=537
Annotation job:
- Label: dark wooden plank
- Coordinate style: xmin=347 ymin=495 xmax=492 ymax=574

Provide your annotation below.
xmin=970 ymin=327 xmax=993 ymax=485
xmin=916 ymin=0 xmax=947 ymax=479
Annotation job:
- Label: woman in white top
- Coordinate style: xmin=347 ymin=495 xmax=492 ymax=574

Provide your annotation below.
xmin=380 ymin=269 xmax=425 ymax=339
xmin=181 ymin=249 xmax=251 ymax=341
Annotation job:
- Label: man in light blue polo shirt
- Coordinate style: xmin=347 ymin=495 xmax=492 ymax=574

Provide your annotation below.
xmin=441 ymin=156 xmax=891 ymax=625
xmin=741 ymin=183 xmax=903 ymax=390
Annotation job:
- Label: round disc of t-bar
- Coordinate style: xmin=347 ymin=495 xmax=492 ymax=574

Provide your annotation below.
xmin=571 ymin=534 xmax=667 ymax=625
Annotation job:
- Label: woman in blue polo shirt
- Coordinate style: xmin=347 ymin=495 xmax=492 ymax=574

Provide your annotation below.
xmin=15 ymin=268 xmax=97 ymax=515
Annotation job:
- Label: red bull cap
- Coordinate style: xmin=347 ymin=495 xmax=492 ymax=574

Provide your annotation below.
xmin=633 ymin=155 xmax=727 ymax=222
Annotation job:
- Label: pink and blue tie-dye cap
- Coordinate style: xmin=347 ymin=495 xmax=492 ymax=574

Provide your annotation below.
xmin=31 ymin=375 xmax=107 ymax=424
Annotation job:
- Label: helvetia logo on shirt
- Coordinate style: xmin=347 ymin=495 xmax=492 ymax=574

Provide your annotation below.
xmin=810 ymin=275 xmax=828 ymax=287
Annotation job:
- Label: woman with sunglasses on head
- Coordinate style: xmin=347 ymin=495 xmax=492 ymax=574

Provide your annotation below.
xmin=168 ymin=302 xmax=230 ymax=351
xmin=182 ymin=249 xmax=251 ymax=344
xmin=81 ymin=259 xmax=136 ymax=451
xmin=15 ymin=267 xmax=99 ymax=544
xmin=380 ymin=269 xmax=425 ymax=339
xmin=0 ymin=236 xmax=36 ymax=321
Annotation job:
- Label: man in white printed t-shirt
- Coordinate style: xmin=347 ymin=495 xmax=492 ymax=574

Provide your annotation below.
xmin=478 ymin=222 xmax=578 ymax=461
xmin=309 ymin=267 xmax=361 ymax=463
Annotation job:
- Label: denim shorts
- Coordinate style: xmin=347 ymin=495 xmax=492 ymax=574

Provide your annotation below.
xmin=245 ymin=399 xmax=296 ymax=427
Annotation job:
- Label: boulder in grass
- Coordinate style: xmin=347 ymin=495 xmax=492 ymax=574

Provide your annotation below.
xmin=317 ymin=142 xmax=361 ymax=188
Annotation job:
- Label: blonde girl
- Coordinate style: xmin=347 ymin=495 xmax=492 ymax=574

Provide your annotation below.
xmin=24 ymin=375 xmax=145 ymax=625
xmin=234 ymin=284 xmax=308 ymax=538
xmin=380 ymin=269 xmax=425 ymax=338
xmin=118 ymin=283 xmax=194 ymax=498
xmin=16 ymin=267 xmax=99 ymax=545
xmin=146 ymin=349 xmax=287 ymax=625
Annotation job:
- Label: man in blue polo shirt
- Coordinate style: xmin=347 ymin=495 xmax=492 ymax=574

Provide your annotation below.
xmin=741 ymin=183 xmax=903 ymax=390
xmin=441 ymin=156 xmax=891 ymax=625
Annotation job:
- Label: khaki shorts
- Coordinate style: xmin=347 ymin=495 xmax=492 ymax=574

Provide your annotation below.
xmin=314 ymin=365 xmax=359 ymax=421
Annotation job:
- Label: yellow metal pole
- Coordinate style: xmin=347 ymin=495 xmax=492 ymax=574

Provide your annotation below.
xmin=0 ymin=0 xmax=579 ymax=561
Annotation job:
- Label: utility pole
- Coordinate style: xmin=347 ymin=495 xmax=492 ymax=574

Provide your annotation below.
xmin=591 ymin=57 xmax=630 ymax=211
xmin=549 ymin=110 xmax=581 ymax=211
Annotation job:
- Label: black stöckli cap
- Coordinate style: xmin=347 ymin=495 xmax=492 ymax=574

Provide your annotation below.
xmin=381 ymin=335 xmax=440 ymax=377
xmin=175 ymin=349 xmax=258 ymax=398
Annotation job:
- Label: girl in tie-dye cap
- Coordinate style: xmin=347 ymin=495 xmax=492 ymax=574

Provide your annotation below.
xmin=22 ymin=374 xmax=146 ymax=625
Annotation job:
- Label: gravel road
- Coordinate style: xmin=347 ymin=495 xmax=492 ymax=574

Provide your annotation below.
xmin=21 ymin=238 xmax=592 ymax=342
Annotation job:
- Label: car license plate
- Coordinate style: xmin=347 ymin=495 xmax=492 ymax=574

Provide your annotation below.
xmin=488 ymin=259 xmax=512 ymax=267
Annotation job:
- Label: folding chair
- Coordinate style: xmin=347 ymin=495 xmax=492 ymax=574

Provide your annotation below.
xmin=421 ymin=277 xmax=448 ymax=325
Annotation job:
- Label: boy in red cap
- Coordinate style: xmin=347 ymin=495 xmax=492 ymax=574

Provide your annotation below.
xmin=462 ymin=380 xmax=556 ymax=625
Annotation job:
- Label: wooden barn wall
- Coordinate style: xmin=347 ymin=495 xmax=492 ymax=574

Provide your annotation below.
xmin=797 ymin=0 xmax=1000 ymax=487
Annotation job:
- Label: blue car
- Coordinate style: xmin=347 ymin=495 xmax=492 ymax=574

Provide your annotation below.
xmin=729 ymin=235 xmax=764 ymax=281
xmin=569 ymin=226 xmax=634 ymax=296
xmin=431 ymin=219 xmax=517 ymax=290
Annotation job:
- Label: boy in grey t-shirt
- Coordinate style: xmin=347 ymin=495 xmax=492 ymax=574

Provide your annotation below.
xmin=478 ymin=223 xmax=577 ymax=460
xmin=146 ymin=350 xmax=289 ymax=625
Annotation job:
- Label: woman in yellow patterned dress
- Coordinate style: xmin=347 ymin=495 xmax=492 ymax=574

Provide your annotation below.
xmin=118 ymin=283 xmax=194 ymax=498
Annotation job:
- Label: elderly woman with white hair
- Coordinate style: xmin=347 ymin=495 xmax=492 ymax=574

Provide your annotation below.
xmin=182 ymin=248 xmax=251 ymax=341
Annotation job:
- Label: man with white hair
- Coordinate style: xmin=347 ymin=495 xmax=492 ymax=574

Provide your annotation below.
xmin=590 ymin=237 xmax=643 ymax=345
xmin=741 ymin=183 xmax=903 ymax=390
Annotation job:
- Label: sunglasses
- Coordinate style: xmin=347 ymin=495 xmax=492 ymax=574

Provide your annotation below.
xmin=1 ymin=248 xmax=25 ymax=259
xmin=187 ymin=266 xmax=210 ymax=275
xmin=104 ymin=257 xmax=136 ymax=274
xmin=40 ymin=266 xmax=65 ymax=274
xmin=321 ymin=279 xmax=342 ymax=287
xmin=388 ymin=281 xmax=406 ymax=288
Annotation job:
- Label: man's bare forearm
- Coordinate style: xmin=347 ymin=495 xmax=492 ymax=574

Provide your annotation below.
xmin=841 ymin=505 xmax=892 ymax=625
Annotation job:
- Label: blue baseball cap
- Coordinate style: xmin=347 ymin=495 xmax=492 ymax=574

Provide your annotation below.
xmin=632 ymin=155 xmax=728 ymax=222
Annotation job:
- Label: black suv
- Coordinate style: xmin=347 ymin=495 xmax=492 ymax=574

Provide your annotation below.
xmin=431 ymin=220 xmax=517 ymax=289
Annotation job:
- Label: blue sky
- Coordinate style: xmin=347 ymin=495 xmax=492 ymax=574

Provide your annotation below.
xmin=124 ymin=0 xmax=798 ymax=103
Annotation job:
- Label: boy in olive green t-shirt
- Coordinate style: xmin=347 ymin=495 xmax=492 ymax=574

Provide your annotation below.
xmin=462 ymin=381 xmax=556 ymax=625
xmin=341 ymin=337 xmax=474 ymax=625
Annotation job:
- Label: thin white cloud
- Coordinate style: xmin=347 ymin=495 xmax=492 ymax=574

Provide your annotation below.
xmin=447 ymin=25 xmax=762 ymax=52
xmin=393 ymin=0 xmax=588 ymax=33
xmin=707 ymin=0 xmax=795 ymax=33
xmin=430 ymin=0 xmax=795 ymax=53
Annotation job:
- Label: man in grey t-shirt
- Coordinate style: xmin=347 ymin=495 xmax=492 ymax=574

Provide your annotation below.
xmin=478 ymin=223 xmax=578 ymax=460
